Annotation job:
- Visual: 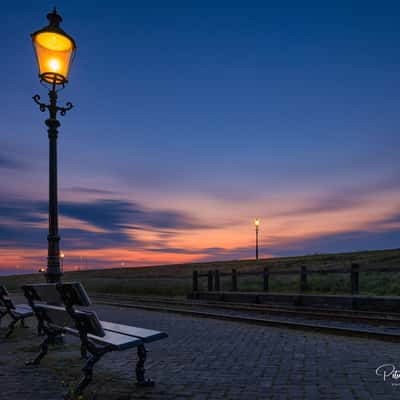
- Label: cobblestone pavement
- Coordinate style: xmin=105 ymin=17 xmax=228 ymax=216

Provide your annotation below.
xmin=1 ymin=303 xmax=400 ymax=400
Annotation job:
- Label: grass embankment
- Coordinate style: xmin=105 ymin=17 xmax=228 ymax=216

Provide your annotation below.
xmin=2 ymin=248 xmax=400 ymax=297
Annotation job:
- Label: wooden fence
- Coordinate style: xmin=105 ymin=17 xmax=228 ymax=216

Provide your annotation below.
xmin=192 ymin=263 xmax=400 ymax=295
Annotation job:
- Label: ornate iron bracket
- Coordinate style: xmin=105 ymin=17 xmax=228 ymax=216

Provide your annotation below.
xmin=33 ymin=94 xmax=73 ymax=116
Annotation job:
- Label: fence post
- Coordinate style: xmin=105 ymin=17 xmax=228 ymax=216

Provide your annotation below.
xmin=300 ymin=265 xmax=308 ymax=292
xmin=263 ymin=267 xmax=269 ymax=292
xmin=351 ymin=263 xmax=359 ymax=295
xmin=207 ymin=270 xmax=213 ymax=291
xmin=231 ymin=268 xmax=238 ymax=291
xmin=192 ymin=270 xmax=198 ymax=292
xmin=214 ymin=270 xmax=220 ymax=291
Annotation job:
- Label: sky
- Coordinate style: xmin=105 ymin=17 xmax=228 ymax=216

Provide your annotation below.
xmin=1 ymin=1 xmax=399 ymax=275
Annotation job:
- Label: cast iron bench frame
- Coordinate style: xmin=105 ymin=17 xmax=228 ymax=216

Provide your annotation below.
xmin=0 ymin=284 xmax=33 ymax=337
xmin=22 ymin=282 xmax=168 ymax=397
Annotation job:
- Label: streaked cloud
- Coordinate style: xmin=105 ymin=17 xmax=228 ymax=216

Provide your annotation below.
xmin=0 ymin=197 xmax=213 ymax=255
xmin=66 ymin=187 xmax=115 ymax=195
xmin=0 ymin=153 xmax=24 ymax=170
xmin=270 ymin=177 xmax=400 ymax=218
xmin=59 ymin=199 xmax=211 ymax=231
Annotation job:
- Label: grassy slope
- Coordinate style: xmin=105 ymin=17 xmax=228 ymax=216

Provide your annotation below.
xmin=2 ymin=248 xmax=400 ymax=296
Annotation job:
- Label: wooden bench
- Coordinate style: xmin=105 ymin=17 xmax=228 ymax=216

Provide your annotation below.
xmin=0 ymin=285 xmax=34 ymax=338
xmin=22 ymin=282 xmax=168 ymax=397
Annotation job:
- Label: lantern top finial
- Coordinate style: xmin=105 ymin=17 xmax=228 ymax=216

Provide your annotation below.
xmin=32 ymin=8 xmax=76 ymax=50
xmin=46 ymin=8 xmax=62 ymax=27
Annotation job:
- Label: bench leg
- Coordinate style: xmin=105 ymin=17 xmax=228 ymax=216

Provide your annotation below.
xmin=72 ymin=349 xmax=106 ymax=396
xmin=0 ymin=310 xmax=6 ymax=327
xmin=80 ymin=344 xmax=89 ymax=359
xmin=136 ymin=344 xmax=155 ymax=387
xmin=37 ymin=322 xmax=44 ymax=336
xmin=5 ymin=317 xmax=18 ymax=338
xmin=20 ymin=318 xmax=28 ymax=328
xmin=26 ymin=335 xmax=51 ymax=366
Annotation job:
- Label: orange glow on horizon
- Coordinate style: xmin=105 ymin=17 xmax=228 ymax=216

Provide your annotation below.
xmin=0 ymin=185 xmax=399 ymax=274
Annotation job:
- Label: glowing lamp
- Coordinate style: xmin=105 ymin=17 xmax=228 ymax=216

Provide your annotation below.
xmin=255 ymin=219 xmax=260 ymax=227
xmin=31 ymin=8 xmax=76 ymax=85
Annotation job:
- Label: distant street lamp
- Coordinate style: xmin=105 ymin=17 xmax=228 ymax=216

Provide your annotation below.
xmin=254 ymin=219 xmax=260 ymax=261
xmin=60 ymin=253 xmax=65 ymax=272
xmin=31 ymin=8 xmax=76 ymax=283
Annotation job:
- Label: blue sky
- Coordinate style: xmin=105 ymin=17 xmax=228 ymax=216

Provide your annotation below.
xmin=0 ymin=1 xmax=399 ymax=274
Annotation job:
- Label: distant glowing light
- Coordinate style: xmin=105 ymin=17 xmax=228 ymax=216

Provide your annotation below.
xmin=255 ymin=218 xmax=260 ymax=227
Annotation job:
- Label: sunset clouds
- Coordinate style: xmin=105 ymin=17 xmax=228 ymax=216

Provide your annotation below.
xmin=0 ymin=176 xmax=399 ymax=273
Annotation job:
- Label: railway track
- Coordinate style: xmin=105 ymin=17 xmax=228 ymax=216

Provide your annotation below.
xmin=92 ymin=293 xmax=400 ymax=342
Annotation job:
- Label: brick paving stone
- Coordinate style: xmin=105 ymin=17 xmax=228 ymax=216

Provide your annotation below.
xmin=1 ymin=303 xmax=400 ymax=399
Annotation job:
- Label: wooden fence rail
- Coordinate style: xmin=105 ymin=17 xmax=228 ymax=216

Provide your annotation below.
xmin=191 ymin=263 xmax=400 ymax=295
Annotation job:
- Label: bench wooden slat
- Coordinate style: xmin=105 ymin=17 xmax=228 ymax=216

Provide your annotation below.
xmin=36 ymin=303 xmax=105 ymax=337
xmin=15 ymin=304 xmax=32 ymax=310
xmin=36 ymin=304 xmax=105 ymax=337
xmin=101 ymin=321 xmax=168 ymax=343
xmin=13 ymin=306 xmax=33 ymax=317
xmin=2 ymin=304 xmax=33 ymax=317
xmin=58 ymin=282 xmax=91 ymax=307
xmin=36 ymin=304 xmax=74 ymax=328
xmin=63 ymin=327 xmax=143 ymax=351
xmin=27 ymin=284 xmax=63 ymax=304
xmin=23 ymin=283 xmax=91 ymax=307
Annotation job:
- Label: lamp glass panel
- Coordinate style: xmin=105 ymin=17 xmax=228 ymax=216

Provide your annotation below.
xmin=33 ymin=32 xmax=74 ymax=83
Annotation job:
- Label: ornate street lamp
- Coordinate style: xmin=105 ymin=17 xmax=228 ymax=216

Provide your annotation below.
xmin=31 ymin=8 xmax=77 ymax=283
xmin=254 ymin=219 xmax=260 ymax=261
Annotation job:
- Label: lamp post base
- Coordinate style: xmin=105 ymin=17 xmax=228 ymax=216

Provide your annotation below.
xmin=45 ymin=273 xmax=63 ymax=284
xmin=46 ymin=254 xmax=63 ymax=283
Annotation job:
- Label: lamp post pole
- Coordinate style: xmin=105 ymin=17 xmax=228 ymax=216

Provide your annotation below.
xmin=31 ymin=9 xmax=76 ymax=283
xmin=47 ymin=87 xmax=61 ymax=283
xmin=33 ymin=81 xmax=73 ymax=283
xmin=255 ymin=219 xmax=260 ymax=261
